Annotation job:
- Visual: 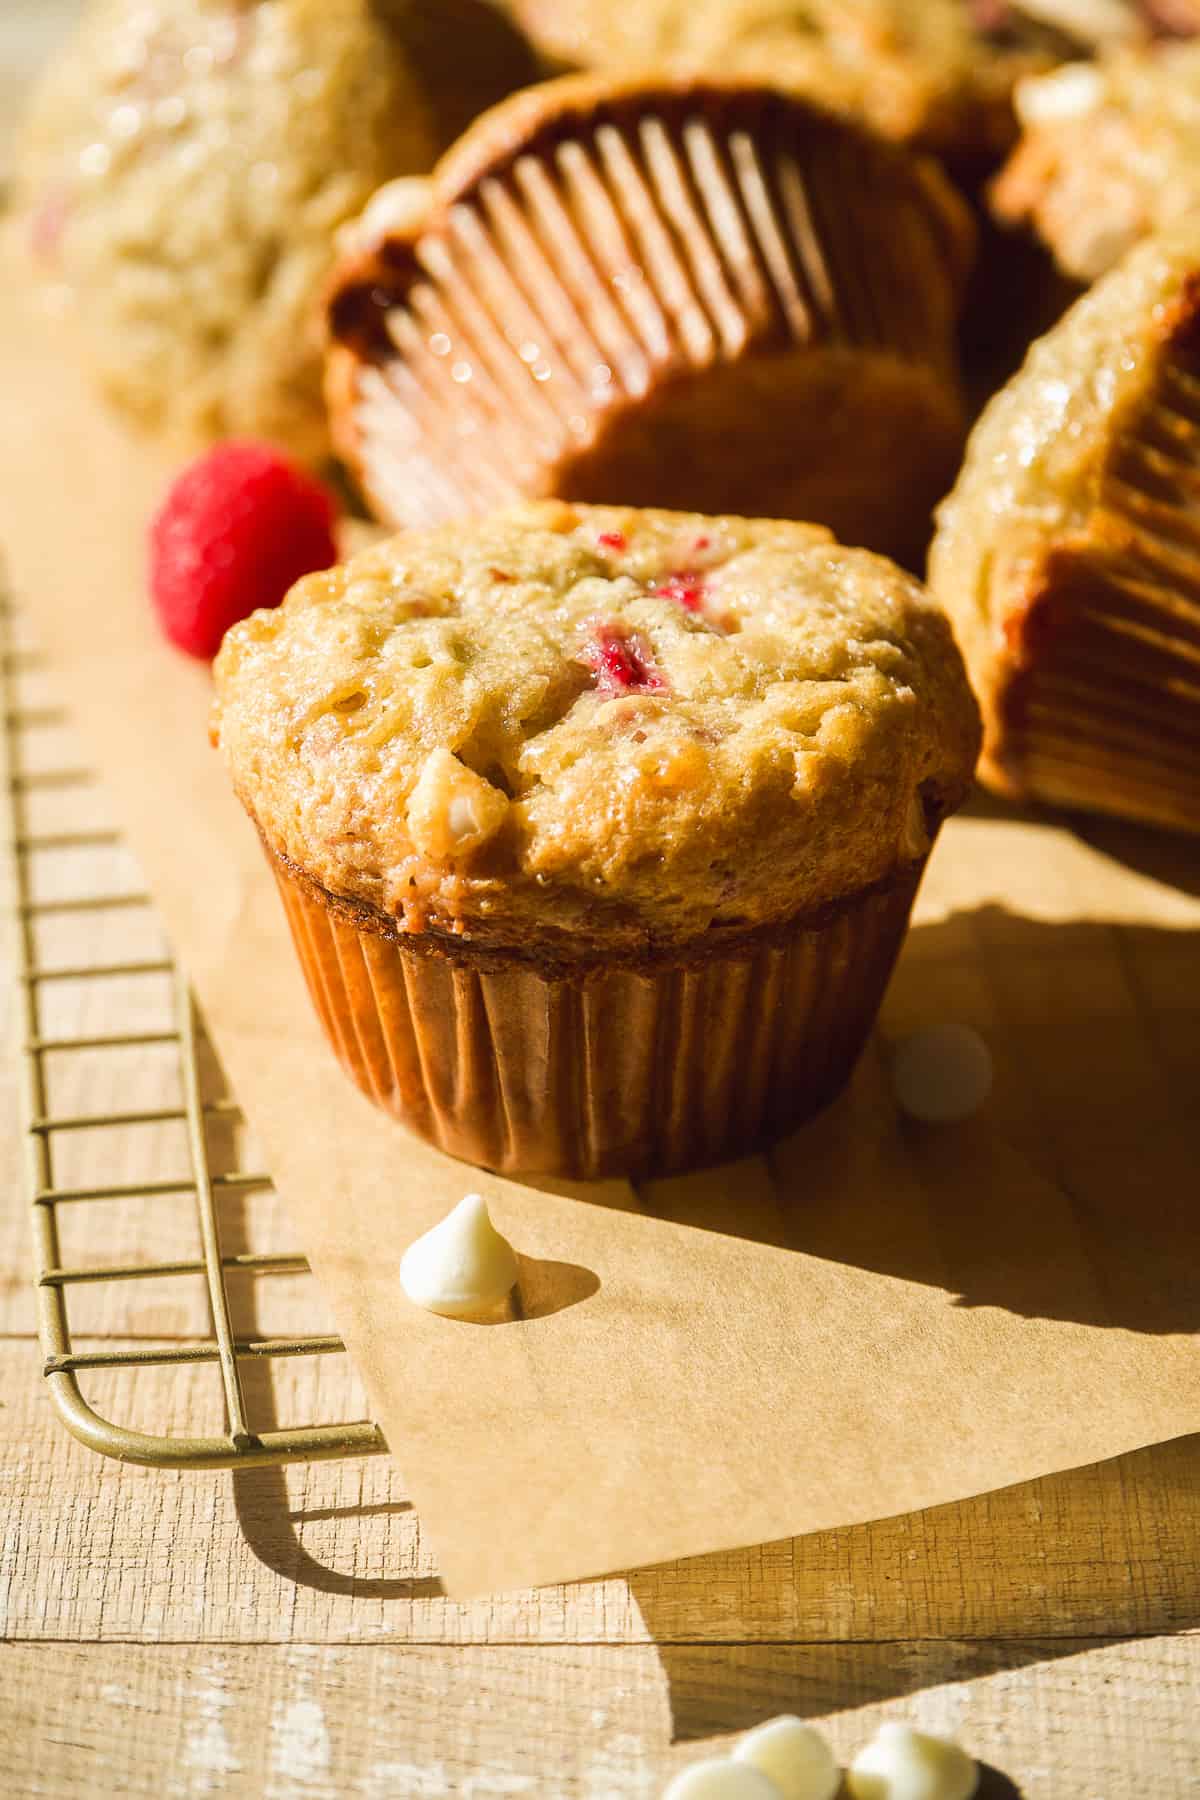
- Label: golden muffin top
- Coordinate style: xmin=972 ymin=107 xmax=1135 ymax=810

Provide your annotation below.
xmin=930 ymin=219 xmax=1200 ymax=705
xmin=995 ymin=43 xmax=1200 ymax=282
xmin=214 ymin=502 xmax=979 ymax=955
xmin=501 ymin=0 xmax=1160 ymax=155
xmin=16 ymin=0 xmax=535 ymax=459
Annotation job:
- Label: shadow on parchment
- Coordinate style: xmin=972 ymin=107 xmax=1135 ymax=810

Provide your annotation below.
xmin=1068 ymin=813 xmax=1200 ymax=902
xmin=610 ymin=902 xmax=1200 ymax=1338
xmin=440 ymin=1257 xmax=601 ymax=1326
xmin=958 ymin=782 xmax=1200 ymax=903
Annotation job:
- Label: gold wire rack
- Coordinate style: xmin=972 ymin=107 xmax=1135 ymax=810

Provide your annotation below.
xmin=1 ymin=579 xmax=386 ymax=1469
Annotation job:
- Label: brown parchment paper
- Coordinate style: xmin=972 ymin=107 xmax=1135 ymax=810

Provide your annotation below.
xmin=3 ymin=261 xmax=1200 ymax=1598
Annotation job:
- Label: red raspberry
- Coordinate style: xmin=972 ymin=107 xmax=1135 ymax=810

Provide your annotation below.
xmin=30 ymin=188 xmax=71 ymax=267
xmin=597 ymin=530 xmax=627 ymax=552
xmin=584 ymin=623 xmax=665 ymax=695
xmin=149 ymin=442 xmax=338 ymax=658
xmin=652 ymin=572 xmax=707 ymax=613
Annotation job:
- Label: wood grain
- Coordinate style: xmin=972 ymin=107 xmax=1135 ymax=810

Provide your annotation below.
xmin=3 ymin=1639 xmax=1199 ymax=1798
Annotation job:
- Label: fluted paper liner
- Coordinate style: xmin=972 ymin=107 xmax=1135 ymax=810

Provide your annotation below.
xmin=5 ymin=256 xmax=1200 ymax=1600
xmin=269 ymin=849 xmax=924 ymax=1178
xmin=327 ymin=81 xmax=971 ymax=561
xmin=987 ymin=320 xmax=1200 ymax=835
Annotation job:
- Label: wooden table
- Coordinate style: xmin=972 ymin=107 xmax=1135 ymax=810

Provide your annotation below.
xmin=2 ymin=17 xmax=1199 ymax=1795
xmin=2 ymin=604 xmax=1199 ymax=1800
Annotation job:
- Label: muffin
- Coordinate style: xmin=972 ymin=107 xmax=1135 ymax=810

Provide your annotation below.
xmin=930 ymin=223 xmax=1200 ymax=835
xmin=993 ymin=42 xmax=1200 ymax=284
xmin=212 ymin=501 xmax=981 ymax=1177
xmin=501 ymin=0 xmax=1161 ymax=162
xmin=325 ymin=75 xmax=975 ymax=567
xmin=16 ymin=0 xmax=537 ymax=461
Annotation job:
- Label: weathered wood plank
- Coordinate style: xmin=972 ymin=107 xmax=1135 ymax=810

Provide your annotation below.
xmin=3 ymin=1638 xmax=1199 ymax=1798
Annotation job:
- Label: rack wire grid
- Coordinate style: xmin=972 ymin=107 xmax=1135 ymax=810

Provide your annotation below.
xmin=1 ymin=576 xmax=386 ymax=1469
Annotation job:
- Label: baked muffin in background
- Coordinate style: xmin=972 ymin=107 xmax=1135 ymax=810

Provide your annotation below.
xmin=16 ymin=0 xmax=538 ymax=462
xmin=213 ymin=501 xmax=980 ymax=1177
xmin=930 ymin=223 xmax=1200 ymax=836
xmin=501 ymin=0 xmax=1164 ymax=163
xmin=325 ymin=76 xmax=975 ymax=568
xmin=994 ymin=42 xmax=1200 ymax=284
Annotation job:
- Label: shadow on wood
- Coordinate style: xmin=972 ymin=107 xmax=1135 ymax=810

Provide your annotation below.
xmin=625 ymin=1423 xmax=1200 ymax=1741
xmin=977 ymin=1766 xmax=1026 ymax=1800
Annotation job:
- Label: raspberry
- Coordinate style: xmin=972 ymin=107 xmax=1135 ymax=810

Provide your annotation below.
xmin=597 ymin=530 xmax=627 ymax=552
xmin=148 ymin=442 xmax=338 ymax=658
xmin=585 ymin=623 xmax=665 ymax=695
xmin=652 ymin=572 xmax=707 ymax=613
xmin=30 ymin=188 xmax=71 ymax=267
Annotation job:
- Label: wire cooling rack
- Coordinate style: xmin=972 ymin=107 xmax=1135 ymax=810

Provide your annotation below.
xmin=1 ymin=580 xmax=386 ymax=1468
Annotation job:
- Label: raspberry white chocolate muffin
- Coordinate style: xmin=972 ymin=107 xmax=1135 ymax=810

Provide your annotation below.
xmin=503 ymin=0 xmax=1170 ymax=160
xmin=326 ymin=76 xmax=974 ymax=566
xmin=17 ymin=0 xmax=537 ymax=461
xmin=214 ymin=501 xmax=980 ymax=1175
xmin=930 ymin=223 xmax=1200 ymax=834
xmin=994 ymin=43 xmax=1200 ymax=282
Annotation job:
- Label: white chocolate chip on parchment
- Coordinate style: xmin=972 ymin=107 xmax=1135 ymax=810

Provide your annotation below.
xmin=892 ymin=1025 xmax=993 ymax=1125
xmin=399 ymin=1194 xmax=519 ymax=1319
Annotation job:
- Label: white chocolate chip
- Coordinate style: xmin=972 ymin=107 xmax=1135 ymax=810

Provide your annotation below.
xmin=1013 ymin=0 xmax=1138 ymax=48
xmin=447 ymin=792 xmax=483 ymax=839
xmin=405 ymin=748 xmax=509 ymax=860
xmin=399 ymin=1194 xmax=519 ymax=1319
xmin=1067 ymin=217 xmax=1144 ymax=284
xmin=846 ymin=1722 xmax=978 ymax=1800
xmin=662 ymin=1758 xmax=783 ymax=1800
xmin=336 ymin=175 xmax=433 ymax=255
xmin=1014 ymin=62 xmax=1105 ymax=128
xmin=891 ymin=1025 xmax=993 ymax=1124
xmin=900 ymin=793 xmax=931 ymax=863
xmin=734 ymin=1716 xmax=840 ymax=1800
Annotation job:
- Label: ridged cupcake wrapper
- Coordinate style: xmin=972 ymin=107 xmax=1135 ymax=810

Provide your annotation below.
xmin=994 ymin=337 xmax=1200 ymax=836
xmin=269 ymin=851 xmax=926 ymax=1180
xmin=328 ymin=86 xmax=968 ymax=545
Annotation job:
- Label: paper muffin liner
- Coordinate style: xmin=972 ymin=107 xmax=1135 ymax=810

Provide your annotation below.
xmin=326 ymin=82 xmax=971 ymax=561
xmin=268 ymin=847 xmax=927 ymax=1180
xmin=989 ymin=332 xmax=1200 ymax=836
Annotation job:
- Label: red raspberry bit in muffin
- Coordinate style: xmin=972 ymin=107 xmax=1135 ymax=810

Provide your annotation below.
xmin=585 ymin=623 xmax=666 ymax=695
xmin=1142 ymin=0 xmax=1200 ymax=35
xmin=30 ymin=189 xmax=71 ymax=267
xmin=597 ymin=530 xmax=627 ymax=552
xmin=652 ymin=572 xmax=708 ymax=614
xmin=965 ymin=0 xmax=1011 ymax=32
